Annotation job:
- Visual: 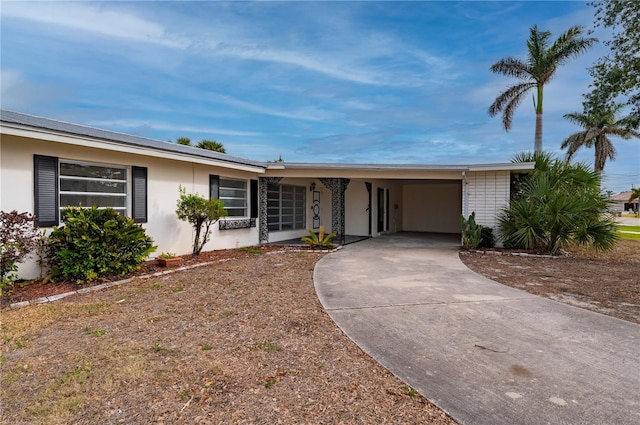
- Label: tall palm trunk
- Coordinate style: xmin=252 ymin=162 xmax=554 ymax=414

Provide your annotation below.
xmin=534 ymin=84 xmax=543 ymax=152
xmin=534 ymin=113 xmax=543 ymax=152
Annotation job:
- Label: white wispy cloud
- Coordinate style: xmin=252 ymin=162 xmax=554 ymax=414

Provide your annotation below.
xmin=87 ymin=119 xmax=262 ymax=138
xmin=2 ymin=1 xmax=453 ymax=88
xmin=206 ymin=93 xmax=341 ymax=123
xmin=0 ymin=2 xmax=188 ymax=48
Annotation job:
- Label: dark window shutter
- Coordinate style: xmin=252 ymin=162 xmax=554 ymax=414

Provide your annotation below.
xmin=131 ymin=166 xmax=148 ymax=223
xmin=209 ymin=175 xmax=219 ymax=199
xmin=250 ymin=179 xmax=258 ymax=218
xmin=33 ymin=155 xmax=59 ymax=227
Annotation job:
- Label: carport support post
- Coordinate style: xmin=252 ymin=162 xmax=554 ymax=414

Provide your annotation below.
xmin=258 ymin=177 xmax=282 ymax=244
xmin=319 ymin=178 xmax=350 ymax=244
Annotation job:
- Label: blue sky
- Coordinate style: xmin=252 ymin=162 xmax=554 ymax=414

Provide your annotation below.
xmin=1 ymin=1 xmax=638 ymax=193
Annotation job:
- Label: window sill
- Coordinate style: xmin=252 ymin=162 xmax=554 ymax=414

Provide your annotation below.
xmin=219 ymin=218 xmax=256 ymax=230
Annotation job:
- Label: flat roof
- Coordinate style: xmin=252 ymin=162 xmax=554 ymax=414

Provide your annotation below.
xmin=0 ymin=110 xmax=266 ymax=169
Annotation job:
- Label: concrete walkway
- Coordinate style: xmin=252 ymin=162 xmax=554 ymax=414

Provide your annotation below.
xmin=314 ymin=233 xmax=640 ymax=425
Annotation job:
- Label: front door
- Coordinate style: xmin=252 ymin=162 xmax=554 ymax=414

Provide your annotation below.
xmin=365 ymin=182 xmax=372 ymax=237
xmin=377 ymin=188 xmax=385 ymax=232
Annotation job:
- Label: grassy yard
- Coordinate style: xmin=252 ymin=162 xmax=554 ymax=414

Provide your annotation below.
xmin=617 ymin=225 xmax=640 ymax=241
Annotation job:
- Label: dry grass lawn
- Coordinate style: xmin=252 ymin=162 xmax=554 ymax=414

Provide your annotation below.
xmin=1 ymin=251 xmax=456 ymax=424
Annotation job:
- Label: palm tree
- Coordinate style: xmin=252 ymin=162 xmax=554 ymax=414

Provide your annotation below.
xmin=562 ymin=103 xmax=640 ymax=172
xmin=196 ymin=139 xmax=226 ymax=153
xmin=629 ymin=187 xmax=640 ymax=215
xmin=489 ymin=25 xmax=596 ymax=152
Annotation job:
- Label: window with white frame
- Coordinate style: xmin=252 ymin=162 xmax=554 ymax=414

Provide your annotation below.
xmin=59 ymin=161 xmax=128 ymax=216
xmin=267 ymin=184 xmax=306 ymax=231
xmin=219 ymin=178 xmax=248 ymax=217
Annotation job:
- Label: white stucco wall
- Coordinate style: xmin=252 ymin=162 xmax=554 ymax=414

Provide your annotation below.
xmin=464 ymin=170 xmax=510 ymax=230
xmin=1 ymin=135 xmax=260 ymax=279
xmin=402 ymin=181 xmax=462 ymax=233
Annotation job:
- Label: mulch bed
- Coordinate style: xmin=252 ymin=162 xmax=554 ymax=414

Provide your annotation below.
xmin=459 ymin=239 xmax=640 ymax=324
xmin=2 ymin=245 xmax=314 ymax=307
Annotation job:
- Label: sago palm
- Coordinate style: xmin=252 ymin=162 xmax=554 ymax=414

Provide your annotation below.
xmin=562 ymin=104 xmax=640 ymax=172
xmin=489 ymin=25 xmax=596 ymax=152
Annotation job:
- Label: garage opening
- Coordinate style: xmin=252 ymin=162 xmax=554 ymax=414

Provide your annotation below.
xmin=402 ymin=180 xmax=462 ymax=233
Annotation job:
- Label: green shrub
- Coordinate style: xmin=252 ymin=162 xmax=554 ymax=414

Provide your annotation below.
xmin=175 ymin=186 xmax=227 ymax=257
xmin=479 ymin=227 xmax=496 ymax=248
xmin=460 ymin=212 xmax=482 ymax=249
xmin=0 ymin=211 xmax=40 ymax=293
xmin=499 ymin=152 xmax=617 ymax=253
xmin=301 ymin=226 xmax=336 ymax=249
xmin=46 ymin=206 xmax=156 ymax=283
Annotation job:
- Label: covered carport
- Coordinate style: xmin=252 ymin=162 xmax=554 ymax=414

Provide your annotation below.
xmin=260 ymin=162 xmax=534 ymax=244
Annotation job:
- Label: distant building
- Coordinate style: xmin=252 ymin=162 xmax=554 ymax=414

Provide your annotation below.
xmin=609 ymin=191 xmax=639 ymax=213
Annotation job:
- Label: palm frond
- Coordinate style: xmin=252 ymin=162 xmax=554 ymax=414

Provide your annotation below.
xmin=488 ymin=82 xmax=536 ymax=130
xmin=489 ymin=57 xmax=531 ymax=79
xmin=526 ymin=25 xmax=551 ymax=63
xmin=563 ymin=111 xmax=591 ymax=127
xmin=561 ymin=132 xmax=590 ymax=161
xmin=547 ymin=25 xmax=597 ymax=66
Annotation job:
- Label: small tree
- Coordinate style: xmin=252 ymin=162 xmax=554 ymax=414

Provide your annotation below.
xmin=176 ymin=186 xmax=227 ymax=257
xmin=0 ymin=211 xmax=40 ymax=291
xmin=176 ymin=137 xmax=192 ymax=146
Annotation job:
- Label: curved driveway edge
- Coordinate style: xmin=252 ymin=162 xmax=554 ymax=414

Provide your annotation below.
xmin=314 ymin=233 xmax=640 ymax=425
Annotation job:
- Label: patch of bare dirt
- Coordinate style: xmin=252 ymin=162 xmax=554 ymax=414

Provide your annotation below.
xmin=459 ymin=239 xmax=640 ymax=324
xmin=1 ymin=250 xmax=456 ymax=424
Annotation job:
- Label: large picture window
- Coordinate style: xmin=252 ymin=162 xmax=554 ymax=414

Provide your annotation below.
xmin=59 ymin=161 xmax=128 ymax=216
xmin=34 ymin=155 xmax=147 ymax=226
xmin=267 ymin=184 xmax=306 ymax=231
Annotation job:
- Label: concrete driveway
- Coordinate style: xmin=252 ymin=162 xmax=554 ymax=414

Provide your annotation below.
xmin=314 ymin=233 xmax=640 ymax=425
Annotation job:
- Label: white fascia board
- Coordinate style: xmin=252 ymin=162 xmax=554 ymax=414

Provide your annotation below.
xmin=1 ymin=125 xmax=266 ymax=174
xmin=467 ymin=162 xmax=535 ymax=172
xmin=266 ymin=162 xmax=535 ymax=174
xmin=267 ymin=162 xmax=468 ymax=172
